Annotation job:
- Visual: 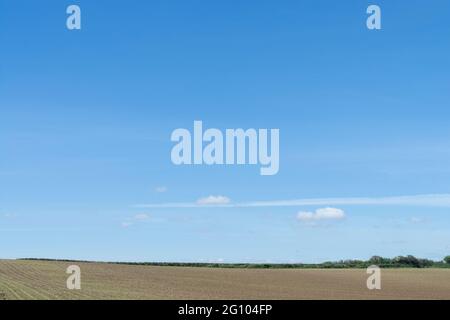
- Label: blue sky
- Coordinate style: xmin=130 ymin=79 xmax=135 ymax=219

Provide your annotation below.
xmin=1 ymin=0 xmax=450 ymax=263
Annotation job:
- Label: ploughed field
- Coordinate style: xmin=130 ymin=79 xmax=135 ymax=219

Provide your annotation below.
xmin=0 ymin=259 xmax=449 ymax=299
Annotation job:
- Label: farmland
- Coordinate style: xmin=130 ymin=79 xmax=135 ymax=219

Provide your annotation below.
xmin=0 ymin=259 xmax=449 ymax=300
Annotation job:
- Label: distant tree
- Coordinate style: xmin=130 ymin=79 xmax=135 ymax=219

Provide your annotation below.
xmin=417 ymin=258 xmax=434 ymax=268
xmin=369 ymin=256 xmax=384 ymax=264
xmin=394 ymin=255 xmax=422 ymax=267
xmin=444 ymin=256 xmax=450 ymax=264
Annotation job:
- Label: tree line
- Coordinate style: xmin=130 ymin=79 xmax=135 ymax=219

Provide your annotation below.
xmin=21 ymin=255 xmax=450 ymax=269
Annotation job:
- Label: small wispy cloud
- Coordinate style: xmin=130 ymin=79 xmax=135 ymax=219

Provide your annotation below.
xmin=410 ymin=217 xmax=425 ymax=224
xmin=297 ymin=207 xmax=346 ymax=222
xmin=134 ymin=213 xmax=150 ymax=221
xmin=155 ymin=186 xmax=168 ymax=193
xmin=121 ymin=213 xmax=151 ymax=227
xmin=121 ymin=222 xmax=133 ymax=228
xmin=196 ymin=196 xmax=231 ymax=206
xmin=134 ymin=194 xmax=450 ymax=209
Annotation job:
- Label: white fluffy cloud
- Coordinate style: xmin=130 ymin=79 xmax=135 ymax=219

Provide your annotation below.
xmin=297 ymin=207 xmax=346 ymax=222
xmin=196 ymin=196 xmax=231 ymax=206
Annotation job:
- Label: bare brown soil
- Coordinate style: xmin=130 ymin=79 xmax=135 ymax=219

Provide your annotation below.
xmin=0 ymin=259 xmax=449 ymax=299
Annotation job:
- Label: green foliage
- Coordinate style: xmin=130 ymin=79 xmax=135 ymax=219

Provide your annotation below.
xmin=20 ymin=255 xmax=450 ymax=269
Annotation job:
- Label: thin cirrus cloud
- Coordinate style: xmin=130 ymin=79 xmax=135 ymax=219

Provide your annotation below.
xmin=297 ymin=207 xmax=345 ymax=222
xmin=133 ymin=194 xmax=450 ymax=208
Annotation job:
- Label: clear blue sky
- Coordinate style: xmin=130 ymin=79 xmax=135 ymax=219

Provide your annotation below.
xmin=1 ymin=0 xmax=450 ymax=263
